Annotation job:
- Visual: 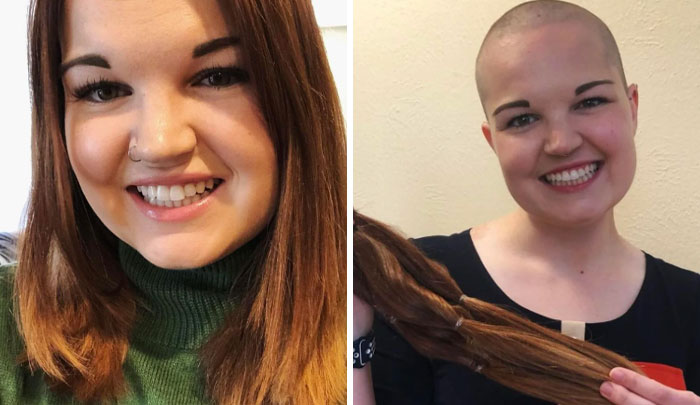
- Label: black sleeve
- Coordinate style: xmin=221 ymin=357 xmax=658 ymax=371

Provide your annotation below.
xmin=684 ymin=283 xmax=700 ymax=394
xmin=371 ymin=316 xmax=434 ymax=404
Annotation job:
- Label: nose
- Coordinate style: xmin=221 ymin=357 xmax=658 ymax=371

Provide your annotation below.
xmin=131 ymin=88 xmax=196 ymax=167
xmin=543 ymin=119 xmax=582 ymax=157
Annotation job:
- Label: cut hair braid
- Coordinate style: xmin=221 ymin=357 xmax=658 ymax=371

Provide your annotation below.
xmin=353 ymin=211 xmax=641 ymax=405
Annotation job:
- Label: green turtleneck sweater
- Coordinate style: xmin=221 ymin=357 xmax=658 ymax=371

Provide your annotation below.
xmin=0 ymin=241 xmax=252 ymax=404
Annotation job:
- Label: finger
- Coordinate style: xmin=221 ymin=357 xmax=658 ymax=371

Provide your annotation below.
xmin=600 ymin=381 xmax=655 ymax=405
xmin=609 ymin=367 xmax=691 ymax=404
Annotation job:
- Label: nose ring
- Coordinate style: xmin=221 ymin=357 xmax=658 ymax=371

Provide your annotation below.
xmin=128 ymin=145 xmax=141 ymax=162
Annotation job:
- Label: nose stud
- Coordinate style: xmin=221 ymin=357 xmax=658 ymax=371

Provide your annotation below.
xmin=128 ymin=144 xmax=142 ymax=162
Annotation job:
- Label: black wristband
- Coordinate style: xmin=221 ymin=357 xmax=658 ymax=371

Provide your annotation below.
xmin=353 ymin=331 xmax=376 ymax=369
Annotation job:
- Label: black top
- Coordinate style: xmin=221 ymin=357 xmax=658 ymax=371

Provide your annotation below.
xmin=371 ymin=229 xmax=700 ymax=404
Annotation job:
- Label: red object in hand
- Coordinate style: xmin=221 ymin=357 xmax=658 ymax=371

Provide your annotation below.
xmin=634 ymin=362 xmax=686 ymax=390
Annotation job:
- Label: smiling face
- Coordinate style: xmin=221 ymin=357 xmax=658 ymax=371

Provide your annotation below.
xmin=478 ymin=21 xmax=638 ymax=227
xmin=61 ymin=0 xmax=278 ymax=269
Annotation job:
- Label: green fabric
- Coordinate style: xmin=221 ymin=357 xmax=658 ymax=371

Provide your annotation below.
xmin=0 ymin=240 xmax=254 ymax=404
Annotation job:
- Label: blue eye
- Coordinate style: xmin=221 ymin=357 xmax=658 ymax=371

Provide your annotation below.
xmin=575 ymin=97 xmax=609 ymax=110
xmin=507 ymin=114 xmax=538 ymax=129
xmin=192 ymin=66 xmax=250 ymax=88
xmin=72 ymin=80 xmax=132 ymax=103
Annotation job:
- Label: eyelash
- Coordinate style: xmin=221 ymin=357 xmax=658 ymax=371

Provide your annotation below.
xmin=506 ymin=114 xmax=539 ymax=129
xmin=70 ymin=77 xmax=131 ymax=103
xmin=573 ymin=96 xmax=610 ymax=110
xmin=69 ymin=65 xmax=250 ymax=103
xmin=504 ymin=97 xmax=611 ymax=129
xmin=190 ymin=65 xmax=250 ymax=88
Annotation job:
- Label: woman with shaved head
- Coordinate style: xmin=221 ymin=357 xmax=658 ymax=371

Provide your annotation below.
xmin=354 ymin=1 xmax=700 ymax=404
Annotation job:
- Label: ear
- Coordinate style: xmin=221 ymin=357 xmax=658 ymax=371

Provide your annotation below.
xmin=627 ymin=84 xmax=639 ymax=134
xmin=481 ymin=121 xmax=495 ymax=151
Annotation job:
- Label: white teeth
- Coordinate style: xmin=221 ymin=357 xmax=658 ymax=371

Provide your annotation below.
xmin=184 ymin=183 xmax=197 ymax=197
xmin=169 ymin=185 xmax=185 ymax=201
xmin=157 ymin=185 xmax=170 ymax=201
xmin=135 ymin=179 xmax=220 ymax=207
xmin=544 ymin=163 xmax=600 ymax=187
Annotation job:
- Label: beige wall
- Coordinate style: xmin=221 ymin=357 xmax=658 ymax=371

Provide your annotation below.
xmin=353 ymin=0 xmax=700 ymax=271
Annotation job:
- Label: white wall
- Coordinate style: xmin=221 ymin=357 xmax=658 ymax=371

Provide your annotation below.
xmin=0 ymin=0 xmax=32 ymax=232
xmin=354 ymin=0 xmax=700 ymax=271
xmin=0 ymin=1 xmax=346 ymax=234
xmin=314 ymin=0 xmax=348 ymax=117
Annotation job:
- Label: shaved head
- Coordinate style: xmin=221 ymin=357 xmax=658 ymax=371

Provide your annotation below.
xmin=475 ymin=0 xmax=626 ymax=108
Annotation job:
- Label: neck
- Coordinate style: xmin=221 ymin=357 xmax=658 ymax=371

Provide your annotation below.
xmin=118 ymin=238 xmax=259 ymax=349
xmin=495 ymin=208 xmax=632 ymax=273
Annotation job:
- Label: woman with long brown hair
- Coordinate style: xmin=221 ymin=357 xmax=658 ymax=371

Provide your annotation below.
xmin=0 ymin=0 xmax=345 ymax=403
xmin=354 ymin=1 xmax=700 ymax=404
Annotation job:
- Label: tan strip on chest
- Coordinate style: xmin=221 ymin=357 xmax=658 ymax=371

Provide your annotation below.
xmin=560 ymin=320 xmax=586 ymax=340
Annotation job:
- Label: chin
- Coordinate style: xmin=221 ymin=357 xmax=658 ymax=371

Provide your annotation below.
xmin=133 ymin=237 xmax=232 ymax=270
xmin=140 ymin=249 xmax=214 ymax=270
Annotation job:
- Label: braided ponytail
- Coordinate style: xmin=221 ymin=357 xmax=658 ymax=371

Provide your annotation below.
xmin=353 ymin=211 xmax=641 ymax=405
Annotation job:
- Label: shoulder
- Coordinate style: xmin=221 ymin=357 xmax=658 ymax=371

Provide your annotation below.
xmin=0 ymin=263 xmax=15 ymax=310
xmin=411 ymin=229 xmax=472 ymax=262
xmin=0 ymin=264 xmax=26 ymax=401
xmin=0 ymin=263 xmax=20 ymax=346
xmin=645 ymin=254 xmax=700 ymax=298
xmin=642 ymin=253 xmax=700 ymax=334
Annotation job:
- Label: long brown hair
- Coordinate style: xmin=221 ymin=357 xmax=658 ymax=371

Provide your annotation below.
xmin=17 ymin=0 xmax=345 ymax=403
xmin=354 ymin=211 xmax=641 ymax=405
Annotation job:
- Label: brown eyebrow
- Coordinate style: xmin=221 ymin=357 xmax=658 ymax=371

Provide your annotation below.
xmin=60 ymin=54 xmax=110 ymax=76
xmin=493 ymin=100 xmax=530 ymax=116
xmin=193 ymin=36 xmax=240 ymax=58
xmin=60 ymin=37 xmax=240 ymax=76
xmin=491 ymin=80 xmax=615 ymax=116
xmin=575 ymin=80 xmax=614 ymax=95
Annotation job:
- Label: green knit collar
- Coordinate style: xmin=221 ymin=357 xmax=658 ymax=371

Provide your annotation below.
xmin=118 ymin=240 xmax=257 ymax=350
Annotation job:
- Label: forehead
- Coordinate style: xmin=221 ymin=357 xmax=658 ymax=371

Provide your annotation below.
xmin=62 ymin=0 xmax=230 ymax=61
xmin=479 ymin=21 xmax=618 ymax=102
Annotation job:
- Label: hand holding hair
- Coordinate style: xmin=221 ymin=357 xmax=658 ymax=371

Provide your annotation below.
xmin=353 ymin=210 xmax=643 ymax=405
xmin=601 ymin=368 xmax=700 ymax=405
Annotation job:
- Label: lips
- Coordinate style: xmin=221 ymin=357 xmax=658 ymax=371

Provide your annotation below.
xmin=540 ymin=161 xmax=603 ymax=187
xmin=126 ymin=176 xmax=224 ymax=208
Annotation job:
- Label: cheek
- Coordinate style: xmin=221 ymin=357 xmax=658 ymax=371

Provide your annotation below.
xmin=65 ymin=112 xmax=128 ymax=185
xmin=198 ymin=103 xmax=278 ymax=203
xmin=493 ymin=136 xmax=540 ymax=178
xmin=585 ymin=114 xmax=636 ymax=164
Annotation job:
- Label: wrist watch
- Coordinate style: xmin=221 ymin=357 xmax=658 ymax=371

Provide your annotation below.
xmin=353 ymin=331 xmax=376 ymax=369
